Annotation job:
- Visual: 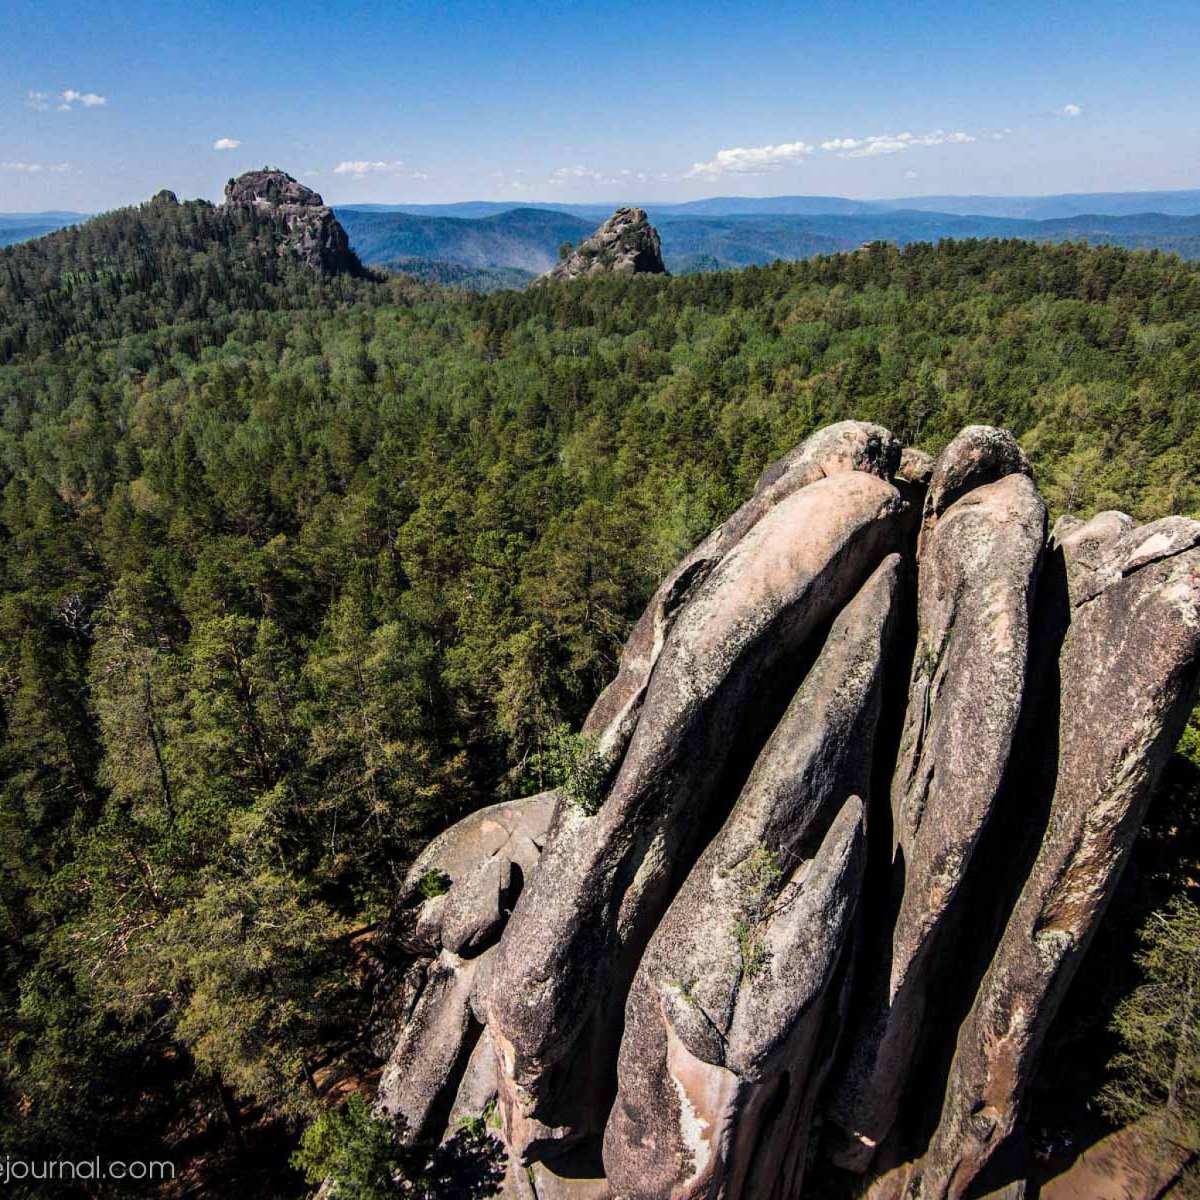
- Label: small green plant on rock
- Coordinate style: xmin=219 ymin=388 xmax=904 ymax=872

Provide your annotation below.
xmin=729 ymin=846 xmax=784 ymax=983
xmin=535 ymin=725 xmax=611 ymax=815
xmin=416 ymin=868 xmax=451 ymax=899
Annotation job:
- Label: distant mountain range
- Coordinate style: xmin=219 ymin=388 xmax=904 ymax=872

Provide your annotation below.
xmin=334 ymin=188 xmax=1200 ymax=221
xmin=0 ymin=211 xmax=90 ymax=249
xmin=7 ymin=190 xmax=1200 ymax=280
xmin=336 ymin=207 xmax=594 ymax=273
xmin=334 ymin=205 xmax=1200 ymax=277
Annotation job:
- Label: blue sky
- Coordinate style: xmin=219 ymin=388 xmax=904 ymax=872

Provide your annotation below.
xmin=3 ymin=0 xmax=1199 ymax=211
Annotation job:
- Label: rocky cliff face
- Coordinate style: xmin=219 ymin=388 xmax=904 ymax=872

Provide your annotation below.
xmin=220 ymin=169 xmax=363 ymax=275
xmin=372 ymin=422 xmax=1200 ymax=1199
xmin=539 ymin=207 xmax=667 ymax=282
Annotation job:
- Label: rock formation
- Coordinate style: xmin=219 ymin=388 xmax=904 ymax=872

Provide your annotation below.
xmin=220 ymin=168 xmax=363 ymax=275
xmin=828 ymin=433 xmax=1046 ymax=1170
xmin=370 ymin=422 xmax=1200 ymax=1199
xmin=539 ymin=208 xmax=667 ymax=282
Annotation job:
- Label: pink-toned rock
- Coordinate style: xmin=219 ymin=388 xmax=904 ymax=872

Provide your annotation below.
xmin=489 ymin=470 xmax=909 ymax=1159
xmin=604 ymin=556 xmax=901 ymax=1198
xmin=584 ymin=421 xmax=901 ymax=758
xmin=829 ymin=469 xmax=1045 ymax=1170
xmin=906 ymin=530 xmax=1200 ymax=1200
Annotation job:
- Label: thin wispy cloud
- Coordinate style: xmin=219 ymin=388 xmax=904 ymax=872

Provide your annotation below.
xmin=2 ymin=161 xmax=71 ymax=173
xmin=333 ymin=159 xmax=427 ymax=180
xmin=492 ymin=170 xmax=532 ymax=193
xmin=1061 ymin=103 xmax=1083 ymax=117
xmin=552 ymin=164 xmax=611 ymax=184
xmin=685 ymin=140 xmax=814 ymax=180
xmin=550 ymin=165 xmax=655 ymax=188
xmin=29 ymin=88 xmax=106 ymax=111
xmin=213 ymin=137 xmax=241 ymax=151
xmin=821 ymin=131 xmax=977 ymax=158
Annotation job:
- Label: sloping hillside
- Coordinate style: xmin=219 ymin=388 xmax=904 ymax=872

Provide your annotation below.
xmin=336 ymin=206 xmax=594 ymax=272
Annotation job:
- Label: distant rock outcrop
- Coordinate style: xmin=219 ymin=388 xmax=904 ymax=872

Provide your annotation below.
xmin=220 ymin=169 xmax=363 ymax=275
xmin=369 ymin=422 xmax=1200 ymax=1199
xmin=539 ymin=207 xmax=667 ymax=282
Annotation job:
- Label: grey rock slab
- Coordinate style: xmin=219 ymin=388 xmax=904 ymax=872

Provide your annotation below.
xmin=490 ymin=470 xmax=908 ymax=1159
xmin=376 ymin=947 xmax=490 ymax=1145
xmin=922 ymin=426 xmax=1032 ymax=541
xmin=584 ymin=420 xmax=901 ymax=760
xmin=829 ymin=471 xmax=1046 ymax=1170
xmin=402 ymin=792 xmax=557 ymax=904
xmin=442 ymin=855 xmax=516 ymax=957
xmin=908 ymin=539 xmax=1200 ymax=1200
xmin=604 ymin=797 xmax=868 ymax=1199
xmin=539 ymin=208 xmax=667 ymax=282
xmin=603 ymin=556 xmax=900 ymax=1197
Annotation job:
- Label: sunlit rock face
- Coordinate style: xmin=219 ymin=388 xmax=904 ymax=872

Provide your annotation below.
xmin=539 ymin=207 xmax=668 ymax=282
xmin=221 ymin=169 xmax=364 ymax=275
xmin=371 ymin=421 xmax=1200 ymax=1199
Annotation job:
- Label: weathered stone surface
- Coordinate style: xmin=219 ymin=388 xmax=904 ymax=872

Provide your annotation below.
xmin=895 ymin=447 xmax=935 ymax=510
xmin=489 ymin=471 xmax=909 ymax=1158
xmin=441 ymin=856 xmax=516 ymax=957
xmin=604 ymin=556 xmax=901 ymax=1197
xmin=539 ymin=208 xmax=667 ymax=282
xmin=607 ymin=797 xmax=866 ymax=1200
xmin=444 ymin=1023 xmax=500 ymax=1140
xmin=829 ymin=471 xmax=1046 ymax=1169
xmin=753 ymin=421 xmax=901 ymax=505
xmin=1052 ymin=510 xmax=1134 ymax=603
xmin=905 ymin=532 xmax=1200 ymax=1200
xmin=376 ymin=948 xmax=489 ymax=1144
xmin=220 ymin=168 xmax=363 ymax=275
xmin=374 ymin=793 xmax=558 ymax=1147
xmin=402 ymin=792 xmax=556 ymax=904
xmin=583 ymin=420 xmax=900 ymax=758
xmin=922 ymin=426 xmax=1033 ymax=538
xmin=897 ymin=447 xmax=935 ymax=487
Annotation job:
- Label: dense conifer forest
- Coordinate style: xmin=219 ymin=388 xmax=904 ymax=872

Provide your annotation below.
xmin=1 ymin=199 xmax=1197 ymax=1191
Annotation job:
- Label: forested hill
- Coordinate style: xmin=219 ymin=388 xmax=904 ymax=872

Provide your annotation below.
xmin=0 ymin=177 xmax=368 ymax=362
xmin=1 ymin=228 xmax=1198 ymax=1191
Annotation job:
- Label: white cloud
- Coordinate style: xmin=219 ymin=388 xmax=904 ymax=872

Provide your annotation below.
xmin=548 ymin=164 xmax=652 ymax=188
xmin=2 ymin=161 xmax=70 ymax=173
xmin=552 ymin=164 xmax=610 ymax=183
xmin=31 ymin=88 xmax=106 ymax=111
xmin=904 ymin=169 xmax=919 ymax=180
xmin=62 ymin=89 xmax=106 ymax=107
xmin=492 ymin=170 xmax=532 ymax=193
xmin=333 ymin=159 xmax=426 ymax=180
xmin=684 ymin=140 xmax=814 ymax=180
xmin=1061 ymin=103 xmax=1083 ymax=117
xmin=334 ymin=160 xmax=391 ymax=176
xmin=213 ymin=137 xmax=241 ymax=151
xmin=822 ymin=130 xmax=977 ymax=158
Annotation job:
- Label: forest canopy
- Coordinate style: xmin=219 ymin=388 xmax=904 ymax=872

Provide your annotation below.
xmin=1 ymin=211 xmax=1199 ymax=1189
